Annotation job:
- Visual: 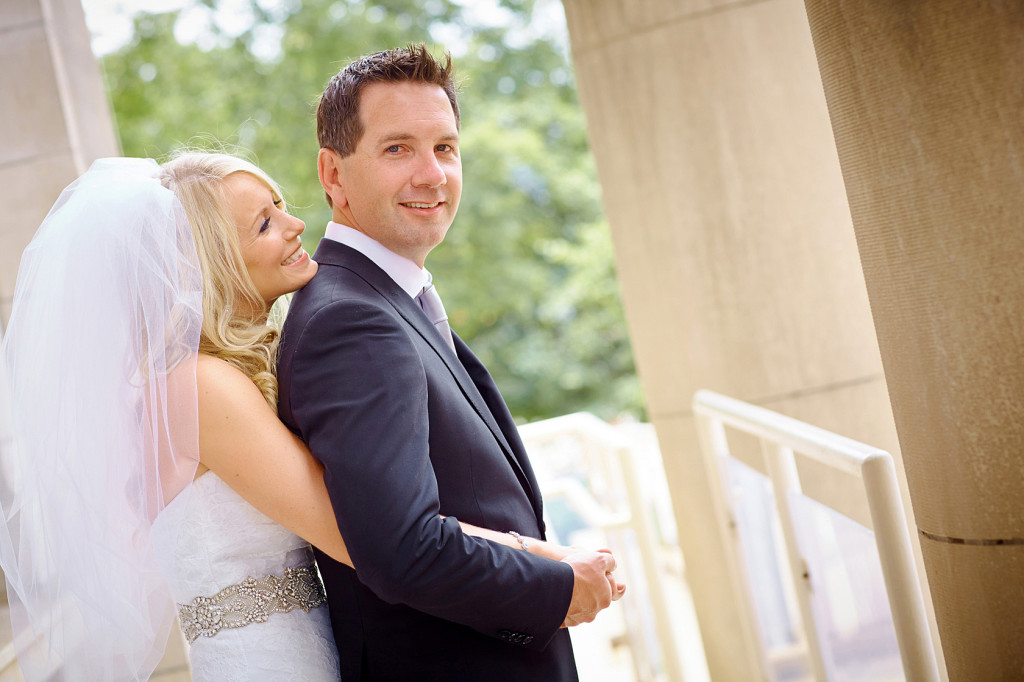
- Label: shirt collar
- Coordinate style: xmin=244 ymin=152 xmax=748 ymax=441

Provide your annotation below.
xmin=323 ymin=222 xmax=430 ymax=298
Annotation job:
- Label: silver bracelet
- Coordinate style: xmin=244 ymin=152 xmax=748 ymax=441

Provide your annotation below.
xmin=507 ymin=530 xmax=530 ymax=551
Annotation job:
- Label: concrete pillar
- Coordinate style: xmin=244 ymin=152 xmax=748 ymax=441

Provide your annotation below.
xmin=0 ymin=0 xmax=118 ymax=329
xmin=560 ymin=0 xmax=931 ymax=678
xmin=802 ymin=2 xmax=1024 ymax=679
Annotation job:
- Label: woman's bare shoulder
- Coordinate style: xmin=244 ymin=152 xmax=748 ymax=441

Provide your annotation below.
xmin=195 ymin=353 xmax=267 ymax=412
xmin=194 ymin=353 xmax=283 ymax=473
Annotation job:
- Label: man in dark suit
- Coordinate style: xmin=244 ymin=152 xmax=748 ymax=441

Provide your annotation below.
xmin=277 ymin=45 xmax=621 ymax=681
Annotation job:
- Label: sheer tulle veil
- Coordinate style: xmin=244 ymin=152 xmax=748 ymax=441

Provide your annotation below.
xmin=0 ymin=158 xmax=203 ymax=679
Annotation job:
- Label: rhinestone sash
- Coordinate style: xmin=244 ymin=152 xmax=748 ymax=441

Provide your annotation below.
xmin=177 ymin=565 xmax=327 ymax=643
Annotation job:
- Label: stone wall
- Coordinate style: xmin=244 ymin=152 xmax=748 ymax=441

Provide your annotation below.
xmin=0 ymin=0 xmax=118 ymax=329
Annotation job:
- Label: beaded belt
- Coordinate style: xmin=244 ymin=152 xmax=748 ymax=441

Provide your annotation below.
xmin=177 ymin=565 xmax=327 ymax=643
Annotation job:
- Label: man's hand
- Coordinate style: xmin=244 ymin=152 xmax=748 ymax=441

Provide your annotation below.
xmin=560 ymin=550 xmax=627 ymax=627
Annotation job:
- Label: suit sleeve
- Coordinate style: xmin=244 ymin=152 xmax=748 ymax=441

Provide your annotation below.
xmin=286 ymin=298 xmax=574 ymax=649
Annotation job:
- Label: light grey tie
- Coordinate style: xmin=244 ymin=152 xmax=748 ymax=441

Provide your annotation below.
xmin=416 ymin=280 xmax=456 ymax=352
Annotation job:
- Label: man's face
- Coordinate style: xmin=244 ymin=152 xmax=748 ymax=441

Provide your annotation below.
xmin=334 ymin=81 xmax=462 ymax=267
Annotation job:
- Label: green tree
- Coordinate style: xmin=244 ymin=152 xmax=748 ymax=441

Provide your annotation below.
xmin=100 ymin=0 xmax=642 ymax=421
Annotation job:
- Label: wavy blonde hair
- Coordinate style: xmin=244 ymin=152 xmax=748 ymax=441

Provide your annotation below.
xmin=160 ymin=152 xmax=285 ymax=409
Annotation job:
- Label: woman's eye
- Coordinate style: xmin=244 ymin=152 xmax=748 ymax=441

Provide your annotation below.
xmin=259 ymin=217 xmax=271 ymax=233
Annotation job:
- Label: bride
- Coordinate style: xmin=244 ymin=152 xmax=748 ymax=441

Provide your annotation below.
xmin=0 ymin=152 xmax=591 ymax=680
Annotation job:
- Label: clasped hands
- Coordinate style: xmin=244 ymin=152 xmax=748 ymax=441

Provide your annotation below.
xmin=560 ymin=549 xmax=626 ymax=628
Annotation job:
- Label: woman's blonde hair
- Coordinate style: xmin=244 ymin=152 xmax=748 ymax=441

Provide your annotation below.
xmin=160 ymin=151 xmax=285 ymax=408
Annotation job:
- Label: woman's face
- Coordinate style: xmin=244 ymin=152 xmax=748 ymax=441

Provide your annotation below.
xmin=224 ymin=172 xmax=317 ymax=308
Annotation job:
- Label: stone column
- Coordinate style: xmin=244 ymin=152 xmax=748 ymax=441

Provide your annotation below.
xmin=0 ymin=0 xmax=118 ymax=328
xmin=802 ymin=2 xmax=1024 ymax=679
xmin=560 ymin=0 xmax=932 ymax=678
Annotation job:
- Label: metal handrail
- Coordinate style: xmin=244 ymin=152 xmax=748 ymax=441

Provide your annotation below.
xmin=692 ymin=390 xmax=939 ymax=682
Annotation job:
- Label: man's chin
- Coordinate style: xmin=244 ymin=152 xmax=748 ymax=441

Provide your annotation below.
xmin=403 ymin=227 xmax=450 ymax=252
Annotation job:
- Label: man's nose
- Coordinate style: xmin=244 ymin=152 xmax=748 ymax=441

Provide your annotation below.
xmin=412 ymin=153 xmax=447 ymax=189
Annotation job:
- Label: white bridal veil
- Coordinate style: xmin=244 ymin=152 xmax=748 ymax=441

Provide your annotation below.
xmin=0 ymin=158 xmax=203 ymax=680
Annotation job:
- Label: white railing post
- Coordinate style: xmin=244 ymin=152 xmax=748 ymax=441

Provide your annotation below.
xmin=693 ymin=412 xmax=772 ymax=681
xmin=861 ymin=455 xmax=941 ymax=682
xmin=615 ymin=443 xmax=687 ymax=682
xmin=762 ymin=442 xmax=829 ymax=681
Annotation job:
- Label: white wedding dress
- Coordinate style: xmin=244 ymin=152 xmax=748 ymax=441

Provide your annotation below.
xmin=151 ymin=471 xmax=341 ymax=681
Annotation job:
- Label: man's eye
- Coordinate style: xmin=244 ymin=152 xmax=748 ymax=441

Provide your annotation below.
xmin=437 ymin=144 xmax=453 ymax=153
xmin=386 ymin=145 xmax=401 ymax=153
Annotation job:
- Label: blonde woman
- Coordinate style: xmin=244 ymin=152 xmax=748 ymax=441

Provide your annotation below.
xmin=0 ymin=152 xmax=589 ymax=681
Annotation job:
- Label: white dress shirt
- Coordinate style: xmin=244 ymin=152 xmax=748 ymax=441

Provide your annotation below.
xmin=323 ymin=222 xmax=430 ymax=298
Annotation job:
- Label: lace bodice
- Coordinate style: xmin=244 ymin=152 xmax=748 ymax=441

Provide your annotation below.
xmin=153 ymin=472 xmax=313 ymax=601
xmin=152 ymin=472 xmax=340 ymax=680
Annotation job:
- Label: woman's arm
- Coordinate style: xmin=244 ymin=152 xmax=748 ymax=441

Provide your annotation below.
xmin=194 ymin=354 xmax=577 ymax=567
xmin=196 ymin=354 xmax=353 ymax=565
xmin=455 ymin=522 xmax=578 ymax=562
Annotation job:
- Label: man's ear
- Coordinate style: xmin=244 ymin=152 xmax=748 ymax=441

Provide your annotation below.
xmin=317 ymin=148 xmax=347 ymax=209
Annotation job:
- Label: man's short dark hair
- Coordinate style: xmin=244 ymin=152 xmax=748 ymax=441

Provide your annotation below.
xmin=317 ymin=43 xmax=460 ymax=158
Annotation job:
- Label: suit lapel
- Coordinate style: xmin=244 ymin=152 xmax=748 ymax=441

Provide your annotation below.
xmin=452 ymin=336 xmax=542 ymax=516
xmin=313 ymin=240 xmax=535 ymax=502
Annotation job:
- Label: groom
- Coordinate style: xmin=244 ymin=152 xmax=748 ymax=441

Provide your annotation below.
xmin=277 ymin=45 xmax=619 ymax=680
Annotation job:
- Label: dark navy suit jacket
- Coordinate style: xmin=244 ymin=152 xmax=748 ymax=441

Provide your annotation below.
xmin=277 ymin=239 xmax=578 ymax=681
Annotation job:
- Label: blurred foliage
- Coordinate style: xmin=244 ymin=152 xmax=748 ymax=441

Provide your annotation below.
xmin=101 ymin=0 xmax=643 ymax=421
